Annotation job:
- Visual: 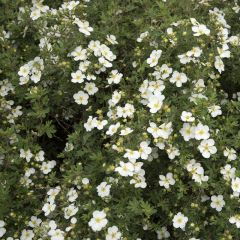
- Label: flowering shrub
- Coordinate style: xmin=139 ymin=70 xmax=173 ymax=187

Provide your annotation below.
xmin=0 ymin=0 xmax=240 ymax=239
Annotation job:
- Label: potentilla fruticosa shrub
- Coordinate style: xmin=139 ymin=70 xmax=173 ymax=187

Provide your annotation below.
xmin=0 ymin=0 xmax=240 ymax=239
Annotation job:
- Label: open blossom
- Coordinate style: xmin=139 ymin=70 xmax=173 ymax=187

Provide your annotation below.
xmin=64 ymin=204 xmax=78 ymax=219
xmin=107 ymin=70 xmax=123 ymax=84
xmin=20 ymin=229 xmax=34 ymax=240
xmin=20 ymin=149 xmax=33 ymax=162
xmin=147 ymin=50 xmax=162 ymax=67
xmin=97 ymin=182 xmax=111 ymax=198
xmin=223 ymin=147 xmax=237 ymax=161
xmin=166 ymin=145 xmax=180 ymax=160
xmin=180 ymin=123 xmax=195 ymax=141
xmin=214 ymin=56 xmax=224 ymax=73
xmin=48 ymin=229 xmax=65 ymax=240
xmin=231 ymin=177 xmax=240 ymax=193
xmin=208 ymin=105 xmax=222 ymax=117
xmin=192 ymin=24 xmax=210 ymax=36
xmin=181 ymin=111 xmax=195 ymax=122
xmin=40 ymin=160 xmax=56 ymax=174
xmin=73 ymin=91 xmax=89 ymax=105
xmin=147 ymin=93 xmax=165 ymax=113
xmin=169 ymin=71 xmax=188 ymax=87
xmin=156 ymin=227 xmax=170 ymax=239
xmin=71 ymin=70 xmax=86 ymax=83
xmin=106 ymin=122 xmax=120 ymax=135
xmin=42 ymin=202 xmax=56 ymax=216
xmin=70 ymin=46 xmax=88 ymax=61
xmin=172 ymin=212 xmax=188 ymax=230
xmin=124 ymin=149 xmax=140 ymax=161
xmin=210 ymin=195 xmax=225 ymax=212
xmin=220 ymin=164 xmax=236 ymax=180
xmin=229 ymin=215 xmax=240 ymax=228
xmin=186 ymin=159 xmax=208 ymax=184
xmin=74 ymin=18 xmax=93 ymax=35
xmin=88 ymin=210 xmax=108 ymax=232
xmin=106 ymin=226 xmax=122 ymax=240
xmin=159 ymin=173 xmax=175 ymax=189
xmin=158 ymin=64 xmax=173 ymax=79
xmin=0 ymin=221 xmax=6 ymax=238
xmin=115 ymin=161 xmax=134 ymax=177
xmin=198 ymin=139 xmax=217 ymax=158
xmin=84 ymin=82 xmax=98 ymax=95
xmin=139 ymin=141 xmax=152 ymax=160
xmin=28 ymin=216 xmax=42 ymax=228
xmin=194 ymin=123 xmax=210 ymax=140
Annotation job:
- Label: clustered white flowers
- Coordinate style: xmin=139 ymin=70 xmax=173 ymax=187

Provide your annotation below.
xmin=2 ymin=0 xmax=240 ymax=239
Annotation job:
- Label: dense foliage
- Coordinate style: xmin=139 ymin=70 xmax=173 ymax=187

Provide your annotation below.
xmin=0 ymin=0 xmax=240 ymax=239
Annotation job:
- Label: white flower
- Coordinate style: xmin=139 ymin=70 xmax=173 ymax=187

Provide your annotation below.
xmin=186 ymin=159 xmax=208 ymax=184
xmin=73 ymin=91 xmax=89 ymax=105
xmin=106 ymin=226 xmax=122 ymax=240
xmin=40 ymin=160 xmax=56 ymax=174
xmin=20 ymin=229 xmax=34 ymax=240
xmin=158 ymin=122 xmax=173 ymax=139
xmin=28 ymin=216 xmax=42 ymax=228
xmin=107 ymin=70 xmax=123 ymax=84
xmin=84 ymin=116 xmax=97 ymax=131
xmin=82 ymin=178 xmax=90 ymax=185
xmin=71 ymin=70 xmax=86 ymax=83
xmin=208 ymin=105 xmax=222 ymax=117
xmin=147 ymin=122 xmax=161 ymax=139
xmin=198 ymin=139 xmax=217 ymax=158
xmin=88 ymin=210 xmax=108 ymax=232
xmin=194 ymin=123 xmax=210 ymax=140
xmin=220 ymin=164 xmax=236 ymax=180
xmin=48 ymin=229 xmax=65 ymax=240
xmin=67 ymin=188 xmax=78 ymax=202
xmin=97 ymin=182 xmax=111 ymax=198
xmin=159 ymin=173 xmax=175 ymax=189
xmin=223 ymin=147 xmax=237 ymax=161
xmin=181 ymin=111 xmax=195 ymax=122
xmin=124 ymin=149 xmax=140 ymax=162
xmin=30 ymin=9 xmax=41 ymax=20
xmin=64 ymin=204 xmax=78 ymax=219
xmin=210 ymin=195 xmax=225 ymax=212
xmin=95 ymin=119 xmax=108 ymax=130
xmin=20 ymin=149 xmax=33 ymax=162
xmin=147 ymin=93 xmax=165 ymax=113
xmin=18 ymin=65 xmax=30 ymax=77
xmin=172 ymin=212 xmax=188 ymax=230
xmin=70 ymin=46 xmax=88 ymax=61
xmin=214 ymin=56 xmax=224 ymax=73
xmin=84 ymin=82 xmax=98 ymax=95
xmin=74 ymin=18 xmax=93 ymax=36
xmin=120 ymin=127 xmax=133 ymax=136
xmin=0 ymin=220 xmax=6 ymax=238
xmin=106 ymin=35 xmax=118 ymax=45
xmin=217 ymin=44 xmax=230 ymax=59
xmin=180 ymin=123 xmax=195 ymax=141
xmin=192 ymin=24 xmax=210 ymax=36
xmin=35 ymin=150 xmax=45 ymax=162
xmin=42 ymin=202 xmax=56 ymax=216
xmin=229 ymin=215 xmax=240 ymax=228
xmin=115 ymin=161 xmax=134 ymax=177
xmin=139 ymin=141 xmax=152 ymax=160
xmin=159 ymin=64 xmax=173 ymax=79
xmin=166 ymin=145 xmax=180 ymax=160
xmin=156 ymin=227 xmax=170 ymax=239
xmin=147 ymin=50 xmax=162 ymax=67
xmin=106 ymin=122 xmax=120 ymax=136
xmin=169 ymin=71 xmax=188 ymax=87
xmin=231 ymin=177 xmax=240 ymax=193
